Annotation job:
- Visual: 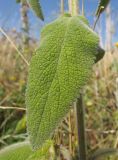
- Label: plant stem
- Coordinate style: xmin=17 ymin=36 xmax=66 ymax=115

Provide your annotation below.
xmin=68 ymin=0 xmax=87 ymax=159
xmin=75 ymin=94 xmax=87 ymax=160
xmin=68 ymin=0 xmax=79 ymax=16
xmin=20 ymin=1 xmax=30 ymax=47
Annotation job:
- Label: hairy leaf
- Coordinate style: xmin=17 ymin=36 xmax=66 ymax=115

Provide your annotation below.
xmin=16 ymin=0 xmax=44 ymax=21
xmin=16 ymin=0 xmax=21 ymax=3
xmin=27 ymin=140 xmax=55 ymax=160
xmin=26 ymin=15 xmax=103 ymax=150
xmin=27 ymin=0 xmax=44 ymax=20
xmin=0 ymin=141 xmax=54 ymax=160
xmin=0 ymin=142 xmax=33 ymax=160
xmin=95 ymin=46 xmax=105 ymax=63
xmin=16 ymin=0 xmax=27 ymax=3
xmin=96 ymin=0 xmax=110 ymax=16
xmin=15 ymin=115 xmax=26 ymax=133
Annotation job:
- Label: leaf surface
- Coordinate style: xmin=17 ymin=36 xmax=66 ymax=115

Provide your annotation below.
xmin=0 ymin=141 xmax=54 ymax=160
xmin=16 ymin=0 xmax=21 ymax=3
xmin=28 ymin=0 xmax=44 ymax=20
xmin=26 ymin=15 xmax=101 ymax=150
xmin=0 ymin=142 xmax=32 ymax=160
xmin=15 ymin=115 xmax=26 ymax=133
xmin=27 ymin=140 xmax=55 ymax=160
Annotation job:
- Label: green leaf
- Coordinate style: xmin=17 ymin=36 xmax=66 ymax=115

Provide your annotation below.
xmin=96 ymin=0 xmax=110 ymax=16
xmin=16 ymin=0 xmax=21 ymax=3
xmin=16 ymin=0 xmax=27 ymax=3
xmin=28 ymin=0 xmax=44 ymax=20
xmin=27 ymin=140 xmax=55 ymax=160
xmin=0 ymin=141 xmax=54 ymax=160
xmin=15 ymin=115 xmax=26 ymax=134
xmin=89 ymin=148 xmax=118 ymax=160
xmin=0 ymin=142 xmax=33 ymax=160
xmin=95 ymin=46 xmax=105 ymax=63
xmin=26 ymin=15 xmax=102 ymax=150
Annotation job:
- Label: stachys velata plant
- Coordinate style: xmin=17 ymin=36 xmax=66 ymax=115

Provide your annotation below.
xmin=1 ymin=0 xmax=117 ymax=160
xmin=1 ymin=0 xmax=118 ymax=160
xmin=26 ymin=14 xmax=105 ymax=150
xmin=25 ymin=0 xmax=108 ymax=156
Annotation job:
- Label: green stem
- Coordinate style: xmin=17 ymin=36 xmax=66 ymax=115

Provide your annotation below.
xmin=68 ymin=1 xmax=87 ymax=159
xmin=72 ymin=0 xmax=79 ymax=15
xmin=75 ymin=94 xmax=87 ymax=160
xmin=68 ymin=0 xmax=79 ymax=16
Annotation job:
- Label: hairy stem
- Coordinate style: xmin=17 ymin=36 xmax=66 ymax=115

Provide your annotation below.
xmin=75 ymin=94 xmax=87 ymax=160
xmin=20 ymin=1 xmax=30 ymax=47
xmin=68 ymin=0 xmax=79 ymax=16
xmin=68 ymin=1 xmax=87 ymax=159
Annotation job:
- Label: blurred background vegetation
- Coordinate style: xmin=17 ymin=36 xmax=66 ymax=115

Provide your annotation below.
xmin=0 ymin=0 xmax=118 ymax=159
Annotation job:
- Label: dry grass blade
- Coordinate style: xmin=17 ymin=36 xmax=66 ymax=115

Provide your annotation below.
xmin=0 ymin=106 xmax=26 ymax=111
xmin=89 ymin=148 xmax=118 ymax=160
xmin=0 ymin=27 xmax=29 ymax=66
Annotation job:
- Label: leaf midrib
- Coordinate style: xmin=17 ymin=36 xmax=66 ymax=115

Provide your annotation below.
xmin=34 ymin=18 xmax=72 ymax=147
